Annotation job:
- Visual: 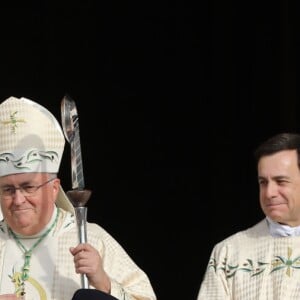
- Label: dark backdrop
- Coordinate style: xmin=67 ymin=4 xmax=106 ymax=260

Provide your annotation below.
xmin=0 ymin=1 xmax=299 ymax=300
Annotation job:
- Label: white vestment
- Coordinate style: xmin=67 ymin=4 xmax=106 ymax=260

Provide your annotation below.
xmin=0 ymin=207 xmax=156 ymax=300
xmin=198 ymin=218 xmax=300 ymax=300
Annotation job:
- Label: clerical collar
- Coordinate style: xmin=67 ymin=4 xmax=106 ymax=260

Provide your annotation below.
xmin=266 ymin=216 xmax=300 ymax=237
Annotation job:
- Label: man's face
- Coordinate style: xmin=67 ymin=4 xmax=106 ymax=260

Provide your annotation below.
xmin=258 ymin=149 xmax=300 ymax=226
xmin=0 ymin=172 xmax=60 ymax=235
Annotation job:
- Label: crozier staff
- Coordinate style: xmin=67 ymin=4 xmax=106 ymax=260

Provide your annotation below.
xmin=0 ymin=96 xmax=156 ymax=300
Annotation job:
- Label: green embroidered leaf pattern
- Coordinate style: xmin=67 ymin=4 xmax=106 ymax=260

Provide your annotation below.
xmin=209 ymin=247 xmax=300 ymax=278
xmin=9 ymin=267 xmax=25 ymax=297
xmin=1 ymin=111 xmax=26 ymax=134
xmin=0 ymin=150 xmax=59 ymax=170
xmin=270 ymin=247 xmax=300 ymax=276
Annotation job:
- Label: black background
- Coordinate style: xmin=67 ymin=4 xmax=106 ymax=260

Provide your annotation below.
xmin=0 ymin=1 xmax=300 ymax=300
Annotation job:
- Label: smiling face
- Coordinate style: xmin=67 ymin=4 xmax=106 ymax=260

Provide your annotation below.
xmin=258 ymin=149 xmax=300 ymax=226
xmin=0 ymin=172 xmax=60 ymax=235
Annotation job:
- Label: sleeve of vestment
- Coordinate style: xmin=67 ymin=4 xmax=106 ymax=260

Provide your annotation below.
xmin=197 ymin=243 xmax=231 ymax=300
xmin=88 ymin=223 xmax=156 ymax=300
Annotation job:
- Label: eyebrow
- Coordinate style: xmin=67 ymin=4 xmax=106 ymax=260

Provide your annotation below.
xmin=258 ymin=175 xmax=290 ymax=181
xmin=0 ymin=180 xmax=35 ymax=187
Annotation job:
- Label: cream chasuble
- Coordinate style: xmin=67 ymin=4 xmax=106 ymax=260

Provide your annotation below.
xmin=0 ymin=207 xmax=76 ymax=299
xmin=0 ymin=206 xmax=156 ymax=300
xmin=198 ymin=218 xmax=300 ymax=300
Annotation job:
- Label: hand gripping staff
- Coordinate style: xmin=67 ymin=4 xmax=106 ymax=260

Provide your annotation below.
xmin=61 ymin=94 xmax=92 ymax=289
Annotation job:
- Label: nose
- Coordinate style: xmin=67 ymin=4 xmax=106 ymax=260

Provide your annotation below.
xmin=12 ymin=189 xmax=26 ymax=204
xmin=264 ymin=181 xmax=278 ymax=198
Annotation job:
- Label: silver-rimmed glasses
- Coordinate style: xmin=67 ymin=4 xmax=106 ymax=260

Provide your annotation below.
xmin=0 ymin=177 xmax=56 ymax=198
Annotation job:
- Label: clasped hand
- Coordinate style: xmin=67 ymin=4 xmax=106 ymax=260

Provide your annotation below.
xmin=70 ymin=243 xmax=111 ymax=293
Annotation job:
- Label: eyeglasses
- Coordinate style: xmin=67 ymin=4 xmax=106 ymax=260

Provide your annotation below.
xmin=0 ymin=177 xmax=56 ymax=198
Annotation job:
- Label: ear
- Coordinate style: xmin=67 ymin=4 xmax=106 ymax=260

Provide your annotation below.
xmin=52 ymin=178 xmax=61 ymax=201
